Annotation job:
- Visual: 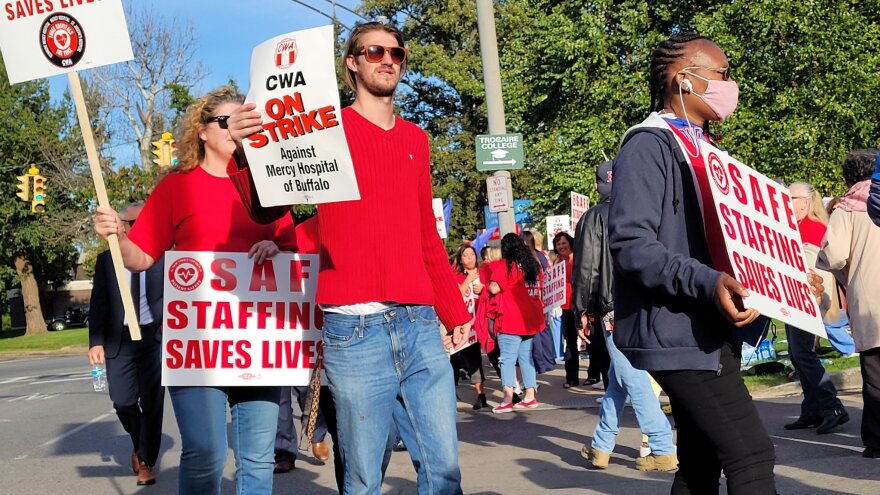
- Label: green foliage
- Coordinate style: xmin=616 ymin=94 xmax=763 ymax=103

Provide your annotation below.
xmin=0 ymin=56 xmax=84 ymax=314
xmin=358 ymin=0 xmax=880 ymax=236
xmin=167 ymin=82 xmax=195 ymax=128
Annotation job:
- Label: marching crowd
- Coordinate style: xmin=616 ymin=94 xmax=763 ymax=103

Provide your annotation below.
xmin=85 ymin=20 xmax=880 ymax=495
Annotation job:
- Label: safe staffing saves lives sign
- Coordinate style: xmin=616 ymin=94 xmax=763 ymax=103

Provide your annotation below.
xmin=0 ymin=0 xmax=133 ymax=84
xmin=703 ymin=143 xmax=826 ymax=338
xmin=162 ymin=252 xmax=323 ymax=386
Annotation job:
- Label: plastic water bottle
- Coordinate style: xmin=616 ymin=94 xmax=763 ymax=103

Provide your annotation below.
xmin=91 ymin=365 xmax=107 ymax=392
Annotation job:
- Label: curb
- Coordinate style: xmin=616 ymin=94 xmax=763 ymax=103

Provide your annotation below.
xmin=0 ymin=346 xmax=88 ymax=360
xmin=753 ymin=367 xmax=862 ymax=398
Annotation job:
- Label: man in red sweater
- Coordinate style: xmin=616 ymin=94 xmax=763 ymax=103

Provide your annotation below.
xmin=228 ymin=22 xmax=472 ymax=495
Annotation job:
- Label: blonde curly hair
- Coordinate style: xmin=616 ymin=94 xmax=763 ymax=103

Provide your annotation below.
xmin=172 ymin=85 xmax=244 ymax=173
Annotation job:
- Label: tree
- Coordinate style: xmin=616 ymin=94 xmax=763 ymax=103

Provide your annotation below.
xmin=0 ymin=57 xmax=82 ymax=335
xmin=87 ymin=4 xmax=205 ymax=170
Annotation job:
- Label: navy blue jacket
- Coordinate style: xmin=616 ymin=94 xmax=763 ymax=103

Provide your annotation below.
xmin=608 ymin=114 xmax=733 ymax=372
xmin=869 ymin=153 xmax=880 ymax=227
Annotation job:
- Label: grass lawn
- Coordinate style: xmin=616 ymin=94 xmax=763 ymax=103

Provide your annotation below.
xmin=0 ymin=327 xmax=88 ymax=354
xmin=741 ymin=328 xmax=861 ymax=392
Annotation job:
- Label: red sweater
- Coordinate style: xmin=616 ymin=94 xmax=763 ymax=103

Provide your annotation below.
xmin=798 ymin=216 xmax=827 ymax=248
xmin=315 ymin=107 xmax=470 ymax=328
xmin=131 ymin=166 xmax=296 ymax=258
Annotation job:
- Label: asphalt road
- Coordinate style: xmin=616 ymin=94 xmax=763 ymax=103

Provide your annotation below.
xmin=0 ymin=354 xmax=877 ymax=494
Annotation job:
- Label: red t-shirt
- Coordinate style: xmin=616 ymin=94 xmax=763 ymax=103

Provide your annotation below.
xmin=314 ymin=107 xmax=470 ymax=328
xmin=798 ymin=216 xmax=827 ymax=248
xmin=130 ymin=166 xmax=296 ymax=259
xmin=490 ymin=262 xmax=545 ymax=336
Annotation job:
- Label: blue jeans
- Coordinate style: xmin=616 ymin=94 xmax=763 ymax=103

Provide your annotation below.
xmin=169 ymin=386 xmax=279 ymax=495
xmin=592 ymin=329 xmax=675 ymax=455
xmin=549 ymin=314 xmax=564 ymax=360
xmin=786 ymin=324 xmax=845 ymax=417
xmin=497 ymin=333 xmax=537 ymax=390
xmin=825 ymin=314 xmax=855 ymax=356
xmin=322 ymin=305 xmax=462 ymax=495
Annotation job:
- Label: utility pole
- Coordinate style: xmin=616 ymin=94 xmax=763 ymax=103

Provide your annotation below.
xmin=476 ymin=0 xmax=516 ymax=237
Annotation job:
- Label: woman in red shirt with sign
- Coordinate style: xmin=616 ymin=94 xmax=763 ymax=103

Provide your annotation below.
xmin=451 ymin=243 xmax=489 ymax=410
xmin=489 ymin=233 xmax=546 ymax=413
xmin=94 ymin=86 xmax=296 ymax=495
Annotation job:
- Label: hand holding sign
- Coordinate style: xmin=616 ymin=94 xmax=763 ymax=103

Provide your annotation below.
xmin=714 ymin=273 xmax=760 ymax=327
xmin=227 ymin=102 xmax=264 ymax=146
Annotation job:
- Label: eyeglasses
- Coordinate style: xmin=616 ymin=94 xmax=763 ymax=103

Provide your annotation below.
xmin=682 ymin=66 xmax=732 ymax=81
xmin=790 ymin=196 xmax=810 ymax=200
xmin=121 ymin=218 xmax=136 ymax=227
xmin=354 ymin=45 xmax=408 ymax=65
xmin=206 ymin=115 xmax=230 ymax=129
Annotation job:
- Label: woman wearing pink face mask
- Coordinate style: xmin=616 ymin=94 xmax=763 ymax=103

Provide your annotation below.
xmin=608 ymin=33 xmax=776 ymax=494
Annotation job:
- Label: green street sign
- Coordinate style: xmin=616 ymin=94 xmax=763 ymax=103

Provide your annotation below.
xmin=475 ymin=133 xmax=524 ymax=171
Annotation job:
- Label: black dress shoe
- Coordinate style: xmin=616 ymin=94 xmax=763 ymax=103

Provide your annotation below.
xmin=816 ymin=410 xmax=849 ymax=434
xmin=862 ymin=447 xmax=880 ymax=458
xmin=273 ymin=459 xmax=294 ymax=474
xmin=784 ymin=416 xmax=822 ymax=430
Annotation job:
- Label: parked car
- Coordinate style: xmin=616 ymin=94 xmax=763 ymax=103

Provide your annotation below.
xmin=48 ymin=306 xmax=89 ymax=331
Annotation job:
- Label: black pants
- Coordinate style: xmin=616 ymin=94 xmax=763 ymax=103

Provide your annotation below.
xmin=786 ymin=324 xmax=844 ymax=417
xmin=861 ymin=347 xmax=880 ymax=451
xmin=106 ymin=326 xmax=165 ymax=467
xmin=562 ymin=309 xmax=581 ymax=383
xmin=651 ymin=344 xmax=776 ymax=495
xmin=450 ymin=343 xmax=486 ymax=385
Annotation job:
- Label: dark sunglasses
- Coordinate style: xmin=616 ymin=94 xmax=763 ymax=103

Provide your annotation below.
xmin=683 ymin=66 xmax=732 ymax=81
xmin=355 ymin=45 xmax=408 ymax=64
xmin=206 ymin=115 xmax=230 ymax=129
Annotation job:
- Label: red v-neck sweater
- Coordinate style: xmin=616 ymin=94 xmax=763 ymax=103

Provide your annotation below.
xmin=315 ymin=107 xmax=470 ymax=328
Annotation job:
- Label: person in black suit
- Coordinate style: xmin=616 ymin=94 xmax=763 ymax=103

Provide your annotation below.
xmin=88 ymin=202 xmax=165 ymax=487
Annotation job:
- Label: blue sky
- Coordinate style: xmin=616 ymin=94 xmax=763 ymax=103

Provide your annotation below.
xmin=45 ymin=0 xmax=368 ymax=163
xmin=49 ymin=0 xmax=368 ymax=97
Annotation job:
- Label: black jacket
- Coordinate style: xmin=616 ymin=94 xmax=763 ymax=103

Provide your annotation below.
xmin=89 ymin=251 xmax=165 ymax=358
xmin=571 ymin=199 xmax=613 ymax=327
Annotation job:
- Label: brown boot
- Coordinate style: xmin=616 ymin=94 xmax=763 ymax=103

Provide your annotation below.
xmin=581 ymin=445 xmax=610 ymax=469
xmin=136 ymin=461 xmax=156 ymax=486
xmin=635 ymin=452 xmax=678 ymax=472
xmin=312 ymin=440 xmax=331 ymax=464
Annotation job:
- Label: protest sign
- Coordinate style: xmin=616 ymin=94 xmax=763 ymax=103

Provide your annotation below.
xmin=542 ymin=261 xmax=566 ymax=313
xmin=243 ymin=25 xmax=359 ymax=206
xmin=702 ymin=143 xmax=826 ymax=337
xmin=546 ymin=215 xmax=571 ymax=249
xmin=0 ymin=0 xmax=133 ymax=83
xmin=433 ymin=197 xmax=447 ymax=239
xmin=570 ymin=191 xmax=590 ymax=231
xmin=162 ymin=251 xmax=323 ymax=386
xmin=0 ymin=0 xmax=143 ymax=339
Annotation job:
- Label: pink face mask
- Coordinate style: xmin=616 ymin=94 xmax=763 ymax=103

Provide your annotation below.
xmin=684 ymin=72 xmax=740 ymax=121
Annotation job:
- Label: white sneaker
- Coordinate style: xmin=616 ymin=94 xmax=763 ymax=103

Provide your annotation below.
xmin=596 ymin=396 xmax=604 ymax=404
xmin=592 ymin=382 xmax=605 ymax=390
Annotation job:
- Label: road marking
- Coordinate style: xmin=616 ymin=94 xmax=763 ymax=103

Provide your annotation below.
xmin=30 ymin=376 xmax=90 ymax=385
xmin=8 ymin=393 xmax=60 ymax=402
xmin=0 ymin=357 xmax=46 ymax=365
xmin=40 ymin=409 xmax=115 ymax=448
xmin=769 ymin=434 xmax=863 ymax=453
xmin=0 ymin=376 xmax=35 ymax=385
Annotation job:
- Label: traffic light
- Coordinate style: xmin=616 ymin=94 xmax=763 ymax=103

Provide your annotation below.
xmin=31 ymin=175 xmax=46 ymax=213
xmin=16 ymin=175 xmax=29 ymax=202
xmin=151 ymin=131 xmax=176 ymax=167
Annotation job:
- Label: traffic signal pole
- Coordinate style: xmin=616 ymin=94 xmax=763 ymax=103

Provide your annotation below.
xmin=68 ymin=72 xmax=143 ymax=341
xmin=476 ymin=0 xmax=515 ymax=237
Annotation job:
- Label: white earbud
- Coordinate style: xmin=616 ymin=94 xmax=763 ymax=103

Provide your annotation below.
xmin=680 ymin=79 xmax=693 ymax=92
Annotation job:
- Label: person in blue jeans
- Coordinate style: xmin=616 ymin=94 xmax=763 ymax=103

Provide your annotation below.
xmin=489 ymin=234 xmax=547 ymax=413
xmin=584 ymin=323 xmax=678 ymax=471
xmin=572 ymin=160 xmax=677 ymax=471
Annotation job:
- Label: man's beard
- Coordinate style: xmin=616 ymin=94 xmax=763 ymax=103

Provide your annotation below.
xmin=359 ymin=73 xmax=398 ymax=98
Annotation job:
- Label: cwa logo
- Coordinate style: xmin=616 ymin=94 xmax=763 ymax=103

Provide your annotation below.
xmin=274 ymin=38 xmax=297 ymax=69
xmin=168 ymin=257 xmax=205 ymax=292
xmin=40 ymin=13 xmax=86 ymax=68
